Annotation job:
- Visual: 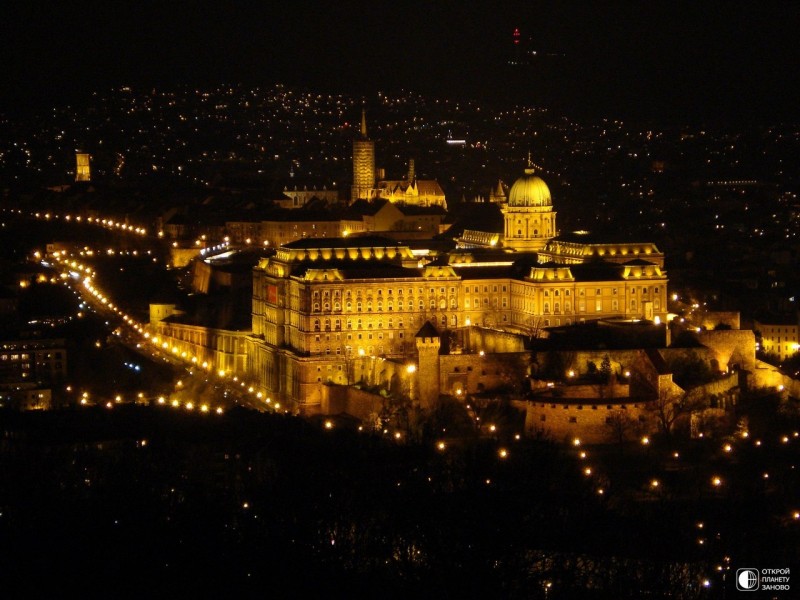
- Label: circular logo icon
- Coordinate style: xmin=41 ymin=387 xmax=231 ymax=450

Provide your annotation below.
xmin=736 ymin=569 xmax=759 ymax=591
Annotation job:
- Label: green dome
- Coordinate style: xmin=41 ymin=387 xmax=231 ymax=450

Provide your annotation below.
xmin=508 ymin=167 xmax=551 ymax=208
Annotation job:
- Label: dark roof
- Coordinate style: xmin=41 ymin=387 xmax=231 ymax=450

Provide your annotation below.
xmin=415 ymin=321 xmax=439 ymax=338
xmin=450 ymin=265 xmax=517 ymax=280
xmin=261 ymin=208 xmax=341 ymax=222
xmin=396 ymin=204 xmax=446 ymax=216
xmin=566 ymin=262 xmax=626 ymax=282
xmin=282 ymin=236 xmax=404 ymax=249
xmin=552 ymin=231 xmax=659 ymax=246
xmin=343 ymin=198 xmax=391 ymax=218
xmin=290 ymin=260 xmax=419 ymax=279
xmin=441 ymin=202 xmax=503 ymax=237
xmin=622 ymin=258 xmax=660 ymax=266
xmin=645 ymin=348 xmax=670 ymax=375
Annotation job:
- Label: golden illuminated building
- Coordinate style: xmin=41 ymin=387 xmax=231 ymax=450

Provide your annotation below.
xmin=238 ymin=147 xmax=669 ymax=412
xmin=75 ymin=152 xmax=91 ymax=182
xmin=351 ymin=109 xmax=375 ymax=201
xmin=754 ymin=319 xmax=800 ymax=361
xmin=501 ymin=159 xmax=556 ymax=251
xmin=247 ymin=233 xmax=668 ymax=410
xmin=351 ymin=112 xmax=446 ymax=208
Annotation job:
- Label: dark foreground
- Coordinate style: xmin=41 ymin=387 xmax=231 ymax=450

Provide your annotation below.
xmin=1 ymin=406 xmax=797 ymax=599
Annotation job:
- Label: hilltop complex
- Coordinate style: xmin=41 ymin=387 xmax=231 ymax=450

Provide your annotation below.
xmin=15 ymin=101 xmax=777 ymax=443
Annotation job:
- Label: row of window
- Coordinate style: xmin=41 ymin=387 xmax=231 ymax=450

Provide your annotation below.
xmin=313 ymin=286 xmax=459 ymax=299
xmin=0 ymin=352 xmax=62 ymax=361
xmin=312 ymin=298 xmax=460 ymax=312
xmin=312 ymin=314 xmax=460 ymax=332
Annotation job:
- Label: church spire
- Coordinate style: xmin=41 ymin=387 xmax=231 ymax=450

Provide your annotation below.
xmin=361 ymin=108 xmax=367 ymax=138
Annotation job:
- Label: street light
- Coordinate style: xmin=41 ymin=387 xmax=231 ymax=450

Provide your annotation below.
xmin=406 ymin=363 xmax=416 ymax=401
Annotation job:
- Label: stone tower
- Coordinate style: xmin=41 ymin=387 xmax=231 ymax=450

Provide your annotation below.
xmin=351 ymin=108 xmax=375 ymax=202
xmin=415 ymin=321 xmax=441 ymax=410
xmin=75 ymin=152 xmax=91 ymax=182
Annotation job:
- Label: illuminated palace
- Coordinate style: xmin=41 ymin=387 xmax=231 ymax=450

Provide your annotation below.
xmin=247 ymin=165 xmax=668 ymax=411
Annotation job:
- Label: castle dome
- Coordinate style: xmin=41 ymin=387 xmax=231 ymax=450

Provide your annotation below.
xmin=508 ymin=166 xmax=551 ymax=208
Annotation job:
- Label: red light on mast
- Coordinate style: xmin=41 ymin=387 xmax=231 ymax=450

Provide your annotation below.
xmin=513 ymin=28 xmax=521 ymax=45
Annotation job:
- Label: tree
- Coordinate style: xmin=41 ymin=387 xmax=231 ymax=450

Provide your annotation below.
xmin=600 ymin=355 xmax=613 ymax=381
xmin=646 ymin=387 xmax=705 ymax=437
xmin=521 ymin=315 xmax=545 ymax=341
xmin=605 ymin=410 xmax=637 ymax=446
xmin=665 ymin=352 xmax=715 ymax=388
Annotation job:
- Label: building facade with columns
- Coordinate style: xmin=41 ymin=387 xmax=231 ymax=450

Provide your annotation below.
xmin=247 ymin=238 xmax=668 ymax=411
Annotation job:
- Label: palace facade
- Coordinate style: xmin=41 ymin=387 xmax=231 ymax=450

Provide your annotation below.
xmin=247 ymin=160 xmax=668 ymax=410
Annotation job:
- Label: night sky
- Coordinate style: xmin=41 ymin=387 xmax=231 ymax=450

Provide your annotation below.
xmin=2 ymin=1 xmax=798 ymax=123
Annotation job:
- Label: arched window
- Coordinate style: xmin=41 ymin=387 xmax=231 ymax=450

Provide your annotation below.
xmin=313 ymin=319 xmax=320 ymax=332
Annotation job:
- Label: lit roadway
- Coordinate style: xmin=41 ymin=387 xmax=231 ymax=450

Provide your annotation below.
xmin=13 ymin=207 xmax=274 ymax=413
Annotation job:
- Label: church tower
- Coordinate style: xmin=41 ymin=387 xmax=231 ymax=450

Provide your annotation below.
xmin=351 ymin=108 xmax=375 ymax=202
xmin=501 ymin=156 xmax=557 ymax=251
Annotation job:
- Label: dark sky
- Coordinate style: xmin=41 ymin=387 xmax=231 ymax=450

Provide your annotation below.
xmin=2 ymin=1 xmax=798 ymax=123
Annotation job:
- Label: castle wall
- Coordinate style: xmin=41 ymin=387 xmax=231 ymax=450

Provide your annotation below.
xmin=522 ymin=399 xmax=653 ymax=444
xmin=438 ymin=352 xmax=529 ymax=395
xmin=320 ymin=385 xmax=384 ymax=423
xmin=696 ymin=329 xmax=756 ymax=372
xmin=697 ymin=311 xmax=741 ymax=330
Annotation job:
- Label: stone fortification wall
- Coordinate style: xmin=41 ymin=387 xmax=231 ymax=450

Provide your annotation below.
xmin=522 ymin=399 xmax=652 ymax=445
xmin=696 ymin=329 xmax=755 ymax=372
xmin=697 ymin=311 xmax=741 ymax=330
xmin=439 ymin=352 xmax=529 ymax=395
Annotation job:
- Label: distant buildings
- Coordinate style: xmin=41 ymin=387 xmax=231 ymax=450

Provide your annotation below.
xmin=0 ymin=337 xmax=66 ymax=410
xmin=351 ymin=111 xmax=446 ymax=208
xmin=755 ymin=318 xmax=799 ymax=361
